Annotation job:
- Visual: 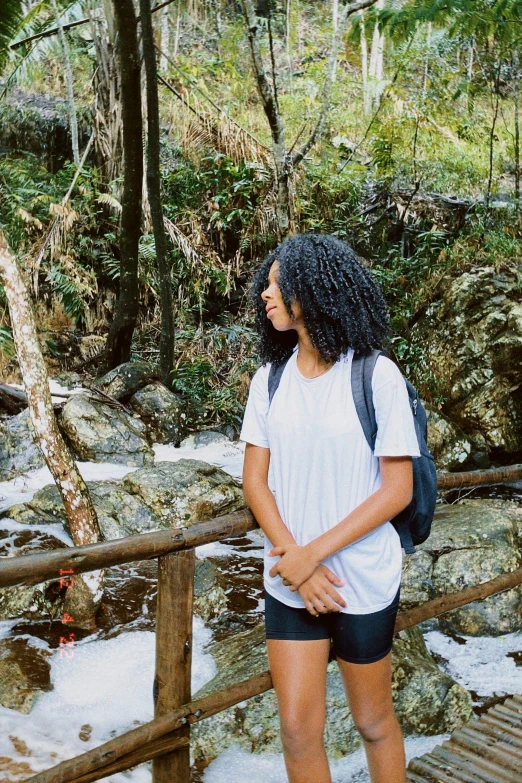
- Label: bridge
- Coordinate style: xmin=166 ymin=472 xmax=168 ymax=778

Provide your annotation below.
xmin=407 ymin=694 xmax=522 ymax=782
xmin=0 ymin=462 xmax=521 ymax=781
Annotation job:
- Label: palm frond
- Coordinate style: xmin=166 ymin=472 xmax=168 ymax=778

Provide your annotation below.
xmin=0 ymin=0 xmax=24 ymax=72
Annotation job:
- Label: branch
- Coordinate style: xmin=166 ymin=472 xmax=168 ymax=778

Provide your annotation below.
xmin=9 ymin=0 xmax=179 ymax=51
xmin=240 ymin=0 xmax=285 ymax=149
xmin=292 ymin=0 xmax=381 ymax=167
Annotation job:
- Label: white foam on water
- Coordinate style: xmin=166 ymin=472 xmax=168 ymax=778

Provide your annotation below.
xmin=424 ymin=629 xmax=522 ymax=697
xmin=0 ymin=617 xmax=215 ymax=781
xmin=153 ymin=439 xmax=245 ymax=481
xmin=202 ymin=733 xmax=451 ymax=783
xmin=0 ymin=461 xmax=138 ymax=514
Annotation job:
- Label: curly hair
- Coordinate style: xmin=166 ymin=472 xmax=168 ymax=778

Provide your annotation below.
xmin=250 ymin=233 xmax=390 ymax=365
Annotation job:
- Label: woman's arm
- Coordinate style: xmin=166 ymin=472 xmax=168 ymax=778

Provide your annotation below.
xmin=243 ymin=442 xmax=346 ymax=611
xmin=242 ymin=442 xmax=295 ymax=547
xmin=269 ymin=456 xmax=414 ymax=588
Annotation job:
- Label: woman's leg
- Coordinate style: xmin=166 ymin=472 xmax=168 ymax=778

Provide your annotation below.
xmin=337 ymin=652 xmax=406 ymax=783
xmin=267 ymin=638 xmax=332 ymax=783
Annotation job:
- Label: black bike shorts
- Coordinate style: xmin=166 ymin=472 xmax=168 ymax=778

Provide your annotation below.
xmin=264 ymin=585 xmax=401 ymax=664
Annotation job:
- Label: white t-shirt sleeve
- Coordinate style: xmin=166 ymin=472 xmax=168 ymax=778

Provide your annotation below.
xmin=371 ymin=356 xmax=421 ymax=458
xmin=239 ymin=364 xmax=271 ymax=449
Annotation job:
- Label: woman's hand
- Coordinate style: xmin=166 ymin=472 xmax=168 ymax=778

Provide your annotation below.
xmin=298 ymin=565 xmax=347 ymax=616
xmin=268 ymin=543 xmax=320 ymax=589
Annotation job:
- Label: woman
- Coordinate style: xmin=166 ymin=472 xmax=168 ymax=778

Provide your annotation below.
xmin=240 ymin=233 xmax=420 ymax=783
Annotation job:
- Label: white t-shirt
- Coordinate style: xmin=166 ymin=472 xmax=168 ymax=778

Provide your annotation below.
xmin=239 ymin=347 xmax=421 ymax=614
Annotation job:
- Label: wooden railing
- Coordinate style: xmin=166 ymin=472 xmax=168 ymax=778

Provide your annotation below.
xmin=0 ymin=463 xmax=521 ymax=783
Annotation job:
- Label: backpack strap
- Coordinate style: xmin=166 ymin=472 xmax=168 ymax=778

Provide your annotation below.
xmin=352 ymin=348 xmax=417 ymax=555
xmin=351 ymin=349 xmax=383 ymax=451
xmin=268 ymin=357 xmax=290 ymax=407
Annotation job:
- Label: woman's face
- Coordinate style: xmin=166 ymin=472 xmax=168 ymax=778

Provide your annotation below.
xmin=261 ymin=260 xmax=303 ymax=331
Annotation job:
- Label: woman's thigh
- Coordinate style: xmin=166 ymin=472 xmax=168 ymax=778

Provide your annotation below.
xmin=337 ymin=652 xmax=396 ymax=741
xmin=267 ymin=638 xmax=331 ymax=738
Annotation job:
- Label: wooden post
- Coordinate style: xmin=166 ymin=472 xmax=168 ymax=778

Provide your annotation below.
xmin=153 ymin=549 xmax=195 ymax=782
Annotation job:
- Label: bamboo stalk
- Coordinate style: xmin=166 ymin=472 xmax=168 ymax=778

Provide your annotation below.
xmin=0 ymin=509 xmax=257 ymax=589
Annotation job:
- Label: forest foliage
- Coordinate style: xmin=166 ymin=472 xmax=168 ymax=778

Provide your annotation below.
xmin=1 ymin=0 xmax=522 ymax=432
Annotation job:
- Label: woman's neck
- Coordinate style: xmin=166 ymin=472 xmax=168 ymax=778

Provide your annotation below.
xmin=295 ymin=332 xmax=334 ymax=378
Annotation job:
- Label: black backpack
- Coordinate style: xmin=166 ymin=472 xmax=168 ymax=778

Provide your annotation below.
xmin=267 ymin=349 xmax=437 ymax=554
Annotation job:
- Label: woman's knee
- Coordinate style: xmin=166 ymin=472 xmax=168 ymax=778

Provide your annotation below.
xmin=280 ymin=712 xmax=325 ymax=757
xmin=353 ymin=706 xmax=399 ymax=744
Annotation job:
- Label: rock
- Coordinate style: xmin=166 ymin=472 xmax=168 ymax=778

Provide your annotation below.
xmin=191 ymin=623 xmax=473 ymax=761
xmin=0 ymin=526 xmax=68 ymax=623
xmin=425 ymin=405 xmax=472 ymax=471
xmin=60 ymin=393 xmax=154 ymax=466
xmin=0 ymin=409 xmax=45 ymax=480
xmin=401 ymin=499 xmax=522 ymax=636
xmin=194 ymin=559 xmax=227 ymax=622
xmin=129 ymin=383 xmax=184 ymax=444
xmin=54 ymin=371 xmax=83 ymax=389
xmin=3 ymin=481 xmax=162 ymax=540
xmin=93 ymin=362 xmax=160 ymax=402
xmin=180 ymin=431 xmax=233 ymax=449
xmin=122 ymin=460 xmax=245 ymax=526
xmin=0 ymin=638 xmax=52 ymax=714
xmin=411 ymin=264 xmax=522 ymax=455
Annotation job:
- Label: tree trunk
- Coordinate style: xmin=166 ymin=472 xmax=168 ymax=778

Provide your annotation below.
xmin=241 ymin=0 xmax=380 ymax=238
xmin=139 ymin=0 xmax=175 ymax=386
xmin=104 ymin=0 xmax=143 ymax=370
xmin=159 ymin=5 xmax=170 ymax=70
xmin=51 ymin=0 xmax=80 ymax=166
xmin=240 ymin=0 xmax=291 ymax=238
xmin=360 ymin=10 xmax=370 ymax=115
xmin=173 ymin=0 xmax=182 ymax=56
xmin=514 ymin=50 xmax=520 ymax=209
xmin=0 ymin=231 xmax=104 ymax=631
xmin=368 ymin=0 xmax=384 ymax=110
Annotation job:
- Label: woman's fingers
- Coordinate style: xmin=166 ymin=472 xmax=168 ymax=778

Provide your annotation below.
xmin=322 ymin=566 xmax=344 ymax=587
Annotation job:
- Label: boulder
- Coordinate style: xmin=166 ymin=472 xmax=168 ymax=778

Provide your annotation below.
xmin=93 ymin=362 xmax=160 ymax=402
xmin=191 ymin=623 xmax=473 ymax=761
xmin=122 ymin=460 xmax=245 ymax=526
xmin=0 ymin=526 xmax=69 ymax=623
xmin=0 ymin=638 xmax=52 ymax=714
xmin=180 ymin=431 xmax=232 ymax=449
xmin=0 ymin=409 xmax=45 ymax=480
xmin=60 ymin=393 xmax=154 ymax=466
xmin=411 ymin=264 xmax=522 ymax=455
xmin=194 ymin=558 xmax=227 ymax=622
xmin=425 ymin=405 xmax=472 ymax=471
xmin=3 ymin=481 xmax=162 ymax=540
xmin=129 ymin=383 xmax=184 ymax=444
xmin=400 ymin=499 xmax=522 ymax=636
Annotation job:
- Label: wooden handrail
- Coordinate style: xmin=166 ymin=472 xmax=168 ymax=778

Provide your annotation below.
xmin=1 ymin=463 xmax=521 ymax=589
xmin=24 ymin=563 xmax=522 ymax=783
xmin=436 ymin=463 xmax=522 ymax=490
xmin=0 ymin=509 xmax=257 ymax=588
